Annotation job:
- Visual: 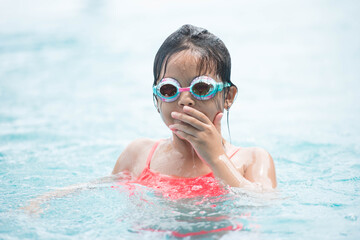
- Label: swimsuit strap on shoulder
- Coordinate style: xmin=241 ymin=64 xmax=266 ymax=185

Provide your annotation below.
xmin=229 ymin=148 xmax=241 ymax=159
xmin=145 ymin=140 xmax=162 ymax=168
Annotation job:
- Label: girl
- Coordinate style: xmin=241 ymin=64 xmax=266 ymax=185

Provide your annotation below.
xmin=23 ymin=24 xmax=276 ymax=214
xmin=112 ymin=24 xmax=276 ymax=198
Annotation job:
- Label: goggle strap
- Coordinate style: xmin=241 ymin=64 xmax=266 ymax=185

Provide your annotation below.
xmin=216 ymin=82 xmax=231 ymax=92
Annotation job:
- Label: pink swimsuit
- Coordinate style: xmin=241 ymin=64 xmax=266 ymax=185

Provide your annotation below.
xmin=113 ymin=141 xmax=246 ymax=236
xmin=134 ymin=140 xmax=240 ymax=199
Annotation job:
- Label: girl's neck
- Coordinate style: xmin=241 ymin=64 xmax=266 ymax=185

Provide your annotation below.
xmin=167 ymin=134 xmax=207 ymax=176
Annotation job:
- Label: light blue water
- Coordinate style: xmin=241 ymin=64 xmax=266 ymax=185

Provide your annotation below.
xmin=1 ymin=0 xmax=360 ymax=239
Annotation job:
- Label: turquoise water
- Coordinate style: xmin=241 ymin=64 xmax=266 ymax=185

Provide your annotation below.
xmin=1 ymin=0 xmax=360 ymax=239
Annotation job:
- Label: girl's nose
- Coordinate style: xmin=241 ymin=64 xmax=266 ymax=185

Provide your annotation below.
xmin=177 ymin=92 xmax=195 ymax=107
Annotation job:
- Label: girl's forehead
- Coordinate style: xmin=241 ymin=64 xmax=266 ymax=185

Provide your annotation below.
xmin=166 ymin=50 xmax=199 ymax=69
xmin=161 ymin=50 xmax=219 ymax=83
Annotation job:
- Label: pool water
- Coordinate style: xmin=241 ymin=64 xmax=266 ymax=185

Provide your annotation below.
xmin=1 ymin=0 xmax=360 ymax=239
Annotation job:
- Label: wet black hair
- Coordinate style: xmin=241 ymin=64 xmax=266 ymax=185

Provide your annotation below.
xmin=153 ymin=24 xmax=234 ymax=87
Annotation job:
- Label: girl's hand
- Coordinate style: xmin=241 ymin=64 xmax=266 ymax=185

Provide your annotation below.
xmin=169 ymin=106 xmax=225 ymax=165
xmin=21 ymin=201 xmax=45 ymax=216
xmin=168 ymin=106 xmax=276 ymax=190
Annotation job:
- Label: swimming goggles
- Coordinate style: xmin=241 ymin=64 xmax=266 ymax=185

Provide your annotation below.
xmin=153 ymin=76 xmax=231 ymax=102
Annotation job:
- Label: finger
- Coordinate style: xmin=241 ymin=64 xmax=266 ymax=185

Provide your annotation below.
xmin=172 ymin=128 xmax=195 ymax=142
xmin=213 ymin=112 xmax=223 ymax=133
xmin=169 ymin=123 xmax=197 ymax=137
xmin=171 ymin=111 xmax=205 ymax=131
xmin=182 ymin=106 xmax=212 ymax=124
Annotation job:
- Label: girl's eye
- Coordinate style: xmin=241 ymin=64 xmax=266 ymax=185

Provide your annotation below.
xmin=193 ymin=82 xmax=212 ymax=96
xmin=160 ymin=84 xmax=177 ymax=97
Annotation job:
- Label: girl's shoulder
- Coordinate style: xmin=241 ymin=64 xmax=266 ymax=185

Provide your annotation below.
xmin=231 ymin=146 xmax=277 ymax=189
xmin=112 ymin=138 xmax=159 ymax=176
xmin=232 ymin=146 xmax=273 ymax=165
xmin=126 ymin=138 xmax=158 ymax=152
xmin=245 ymin=147 xmax=273 ymax=162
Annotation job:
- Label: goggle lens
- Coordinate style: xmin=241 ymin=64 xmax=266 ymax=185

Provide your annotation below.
xmin=192 ymin=82 xmax=213 ymax=97
xmin=160 ymin=84 xmax=177 ymax=97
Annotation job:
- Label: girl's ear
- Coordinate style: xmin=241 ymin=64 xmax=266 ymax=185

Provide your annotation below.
xmin=225 ymin=86 xmax=238 ymax=110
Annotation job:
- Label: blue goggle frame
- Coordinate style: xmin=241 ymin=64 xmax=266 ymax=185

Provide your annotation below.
xmin=153 ymin=76 xmax=231 ymax=102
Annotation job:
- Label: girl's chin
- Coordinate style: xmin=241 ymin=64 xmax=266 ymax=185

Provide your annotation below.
xmin=172 ymin=131 xmax=186 ymax=141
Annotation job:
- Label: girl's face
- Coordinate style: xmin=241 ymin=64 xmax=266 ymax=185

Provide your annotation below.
xmin=156 ymin=50 xmax=226 ymax=128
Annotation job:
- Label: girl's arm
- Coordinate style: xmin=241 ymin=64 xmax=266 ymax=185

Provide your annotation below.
xmin=210 ymin=148 xmax=277 ymax=190
xmin=243 ymin=147 xmax=277 ymax=189
xmin=23 ymin=139 xmax=151 ymax=215
xmin=22 ymin=175 xmax=118 ymax=215
xmin=169 ymin=106 xmax=276 ymax=190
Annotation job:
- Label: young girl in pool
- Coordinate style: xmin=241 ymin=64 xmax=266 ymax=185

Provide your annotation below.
xmin=112 ymin=24 xmax=276 ymax=197
xmin=23 ymin=24 xmax=276 ymax=213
